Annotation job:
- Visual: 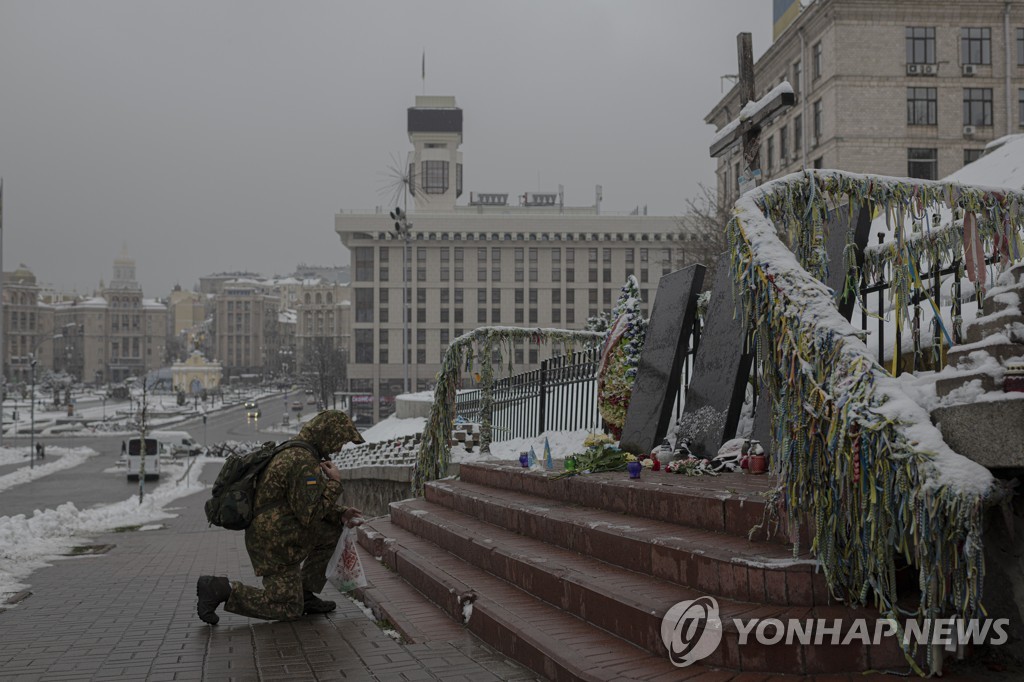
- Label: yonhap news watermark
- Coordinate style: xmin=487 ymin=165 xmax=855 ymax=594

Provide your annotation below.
xmin=661 ymin=596 xmax=1010 ymax=668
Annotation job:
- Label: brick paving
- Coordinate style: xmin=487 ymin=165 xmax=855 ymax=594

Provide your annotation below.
xmin=0 ymin=467 xmax=538 ymax=681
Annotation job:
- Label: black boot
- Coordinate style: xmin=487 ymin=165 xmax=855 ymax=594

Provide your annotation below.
xmin=196 ymin=576 xmax=232 ymax=625
xmin=303 ymin=590 xmax=336 ymax=615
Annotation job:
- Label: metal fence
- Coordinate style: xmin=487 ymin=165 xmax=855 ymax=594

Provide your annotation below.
xmin=455 ymin=324 xmax=703 ymax=442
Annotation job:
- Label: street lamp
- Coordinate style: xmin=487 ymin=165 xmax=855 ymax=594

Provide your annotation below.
xmin=389 ymin=206 xmax=413 ymax=395
xmin=25 ymin=331 xmax=63 ymax=469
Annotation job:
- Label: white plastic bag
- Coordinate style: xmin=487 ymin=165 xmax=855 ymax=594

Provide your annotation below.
xmin=326 ymin=525 xmax=367 ymax=592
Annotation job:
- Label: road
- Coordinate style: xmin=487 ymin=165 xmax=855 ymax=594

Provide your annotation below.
xmin=0 ymin=401 xmax=293 ymax=519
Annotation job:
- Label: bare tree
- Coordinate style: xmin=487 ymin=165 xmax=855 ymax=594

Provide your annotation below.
xmin=302 ymin=336 xmax=346 ymax=411
xmin=676 ymin=183 xmax=732 ymax=289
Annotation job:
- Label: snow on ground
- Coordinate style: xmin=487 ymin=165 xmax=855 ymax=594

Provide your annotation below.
xmin=0 ymin=447 xmax=99 ymax=494
xmin=354 ymin=416 xmax=427 ymax=445
xmin=453 ymin=428 xmax=596 ymax=463
xmin=0 ymin=456 xmax=215 ymax=602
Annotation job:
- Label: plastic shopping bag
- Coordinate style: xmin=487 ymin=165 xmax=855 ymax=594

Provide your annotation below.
xmin=326 ymin=525 xmax=367 ymax=592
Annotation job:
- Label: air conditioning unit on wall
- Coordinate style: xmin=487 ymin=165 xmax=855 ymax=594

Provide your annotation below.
xmin=922 ymin=64 xmax=938 ymax=76
xmin=963 ymin=125 xmax=977 ymax=136
xmin=962 ymin=64 xmax=978 ymax=76
xmin=907 ymin=63 xmax=921 ymax=75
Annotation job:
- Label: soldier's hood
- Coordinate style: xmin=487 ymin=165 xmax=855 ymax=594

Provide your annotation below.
xmin=298 ymin=410 xmax=365 ymax=456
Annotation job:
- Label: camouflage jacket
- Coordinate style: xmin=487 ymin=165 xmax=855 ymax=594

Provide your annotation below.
xmin=244 ymin=410 xmax=364 ymax=574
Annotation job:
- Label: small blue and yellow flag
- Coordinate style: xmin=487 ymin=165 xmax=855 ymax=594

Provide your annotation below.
xmin=306 ymin=476 xmax=318 ymax=486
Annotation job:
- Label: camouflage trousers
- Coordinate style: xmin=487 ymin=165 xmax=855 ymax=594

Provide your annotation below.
xmin=224 ymin=516 xmax=344 ymax=621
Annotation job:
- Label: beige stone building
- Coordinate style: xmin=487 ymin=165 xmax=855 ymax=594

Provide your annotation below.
xmin=211 ymin=279 xmax=279 ymax=381
xmin=1 ymin=265 xmax=55 ymax=383
xmin=336 ymin=95 xmax=702 ymax=423
xmin=707 ymin=0 xmax=1024 ymax=208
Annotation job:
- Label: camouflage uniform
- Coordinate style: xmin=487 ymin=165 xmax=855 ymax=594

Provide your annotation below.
xmin=223 ymin=410 xmax=364 ymax=621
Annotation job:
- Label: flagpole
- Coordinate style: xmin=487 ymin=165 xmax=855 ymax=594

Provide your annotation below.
xmin=422 ymin=49 xmax=426 ymax=94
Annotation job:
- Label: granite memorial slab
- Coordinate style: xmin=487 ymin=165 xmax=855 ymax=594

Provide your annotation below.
xmin=680 ymin=252 xmax=752 ymax=459
xmin=620 ymin=264 xmax=705 ymax=455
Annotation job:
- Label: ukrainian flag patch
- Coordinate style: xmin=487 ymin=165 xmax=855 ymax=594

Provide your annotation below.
xmin=306 ymin=476 xmax=318 ymax=486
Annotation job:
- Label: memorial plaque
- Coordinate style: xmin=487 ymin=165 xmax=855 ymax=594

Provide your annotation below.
xmin=681 ymin=253 xmax=752 ymax=459
xmin=751 ymin=201 xmax=872 ymax=448
xmin=620 ymin=265 xmax=705 ymax=455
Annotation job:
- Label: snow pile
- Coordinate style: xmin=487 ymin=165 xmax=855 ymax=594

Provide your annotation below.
xmin=0 ymin=447 xmax=99 ymax=494
xmin=0 ymin=456 xmax=213 ymax=601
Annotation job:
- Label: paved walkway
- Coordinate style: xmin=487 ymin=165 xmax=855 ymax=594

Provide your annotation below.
xmin=0 ymin=471 xmax=537 ymax=681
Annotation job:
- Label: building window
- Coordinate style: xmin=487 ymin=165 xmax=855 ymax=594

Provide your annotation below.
xmin=963 ymin=88 xmax=993 ymax=126
xmin=552 ymin=289 xmax=561 ymax=305
xmin=1020 ymin=88 xmax=1024 ymax=126
xmin=961 ymin=27 xmax=991 ymax=65
xmin=477 ymin=308 xmax=486 ymax=323
xmin=908 ymin=148 xmax=938 ymax=180
xmin=355 ymin=288 xmax=373 ymax=323
xmin=422 ymin=160 xmax=449 ymax=194
xmin=812 ymin=100 xmax=822 ymax=143
xmin=456 ymin=163 xmax=463 ymax=198
xmin=566 ymin=308 xmax=575 ymax=324
xmin=440 ymin=308 xmax=449 ymax=323
xmin=906 ymin=27 xmax=936 ymax=64
xmin=477 ymin=288 xmax=487 ymax=305
xmin=791 ymin=60 xmax=802 ymax=96
xmin=529 ymin=349 xmax=538 ymax=365
xmin=552 ymin=248 xmax=561 ymax=282
xmin=813 ymin=156 xmax=823 ymax=169
xmin=491 ymin=247 xmax=501 ymax=280
xmin=552 ymin=309 xmax=561 ymax=324
xmin=355 ymin=329 xmax=373 ymax=364
xmin=440 ymin=248 xmax=450 ymax=281
xmin=1018 ymin=28 xmax=1024 ymax=65
xmin=529 ymin=248 xmax=538 ymax=282
xmin=454 ymin=247 xmax=464 ymax=281
xmin=515 ymin=308 xmax=524 ymax=323
xmin=529 ymin=308 xmax=538 ymax=324
xmin=793 ymin=114 xmax=802 ymax=152
xmin=565 ymin=248 xmax=575 ymax=282
xmin=812 ymin=41 xmax=822 ymax=80
xmin=354 ymin=247 xmax=373 ymax=282
xmin=907 ymin=87 xmax=937 ymax=125
xmin=589 ymin=248 xmax=598 ymax=283
xmin=603 ymin=289 xmax=612 ymax=306
xmin=779 ymin=126 xmax=788 ymax=164
xmin=379 ymin=348 xmax=388 ymax=364
xmin=417 ymin=349 xmax=426 ymax=364
xmin=515 ymin=247 xmax=524 ymax=282
xmin=416 ymin=247 xmax=426 ymax=282
xmin=964 ymin=148 xmax=985 ymax=165
xmin=767 ymin=136 xmax=775 ymax=172
xmin=492 ymin=308 xmax=500 ymax=323
xmin=378 ymin=246 xmax=389 ymax=281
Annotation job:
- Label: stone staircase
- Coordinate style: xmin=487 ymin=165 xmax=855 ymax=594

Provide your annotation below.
xmin=931 ymin=261 xmax=1024 ymax=469
xmin=356 ymin=461 xmax=918 ymax=679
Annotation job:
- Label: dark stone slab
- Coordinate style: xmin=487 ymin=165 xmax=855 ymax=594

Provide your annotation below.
xmin=620 ymin=265 xmax=705 ymax=455
xmin=681 ymin=253 xmax=751 ymax=458
xmin=752 ymin=201 xmax=872 ymax=450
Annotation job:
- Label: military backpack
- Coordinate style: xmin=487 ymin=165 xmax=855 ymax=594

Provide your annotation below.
xmin=204 ymin=439 xmax=318 ymax=530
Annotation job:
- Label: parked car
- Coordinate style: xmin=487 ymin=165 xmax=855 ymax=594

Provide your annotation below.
xmin=150 ymin=430 xmax=201 ymax=457
xmin=244 ymin=400 xmax=261 ymax=419
xmin=125 ymin=438 xmax=161 ymax=481
xmin=291 ymin=400 xmax=303 ymax=412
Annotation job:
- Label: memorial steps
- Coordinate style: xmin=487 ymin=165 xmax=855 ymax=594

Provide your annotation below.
xmin=355 ymin=461 xmax=932 ymax=679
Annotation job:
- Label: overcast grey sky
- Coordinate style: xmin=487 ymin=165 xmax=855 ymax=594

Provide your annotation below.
xmin=0 ymin=1 xmax=771 ymax=297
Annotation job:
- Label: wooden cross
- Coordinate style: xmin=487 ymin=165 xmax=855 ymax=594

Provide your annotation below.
xmin=708 ymin=32 xmax=795 ymax=182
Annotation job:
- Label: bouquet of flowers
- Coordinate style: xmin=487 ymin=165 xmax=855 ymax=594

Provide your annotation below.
xmin=665 ymin=456 xmax=720 ymax=476
xmin=553 ymin=436 xmax=629 ymax=479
